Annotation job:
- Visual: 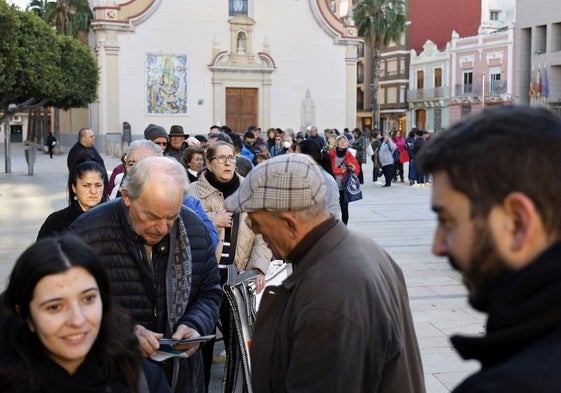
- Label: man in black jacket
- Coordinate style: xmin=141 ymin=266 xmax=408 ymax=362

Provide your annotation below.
xmin=70 ymin=156 xmax=221 ymax=393
xmin=417 ymin=105 xmax=561 ymax=392
xmin=67 ymin=127 xmax=107 ymax=174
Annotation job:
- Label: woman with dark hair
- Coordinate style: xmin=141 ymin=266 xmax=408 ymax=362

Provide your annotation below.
xmin=296 ymin=140 xmax=341 ymax=220
xmin=0 ymin=234 xmax=170 ymax=393
xmin=37 ymin=161 xmax=108 ymax=239
xmin=181 ymin=146 xmax=204 ymax=183
xmin=265 ymin=127 xmax=277 ymax=151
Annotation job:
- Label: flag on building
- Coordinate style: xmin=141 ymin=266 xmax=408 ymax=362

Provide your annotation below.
xmin=535 ymin=66 xmax=542 ymax=98
xmin=541 ymin=65 xmax=549 ymax=99
xmin=529 ymin=66 xmax=535 ymax=99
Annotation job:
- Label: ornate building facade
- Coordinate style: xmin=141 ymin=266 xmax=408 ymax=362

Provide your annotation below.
xmin=63 ymin=0 xmax=361 ymax=150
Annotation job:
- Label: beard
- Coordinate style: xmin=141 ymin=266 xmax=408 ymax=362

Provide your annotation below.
xmin=448 ymin=221 xmax=510 ymax=312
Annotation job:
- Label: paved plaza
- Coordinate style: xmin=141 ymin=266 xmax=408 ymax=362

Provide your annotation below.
xmin=0 ymin=142 xmax=484 ymax=392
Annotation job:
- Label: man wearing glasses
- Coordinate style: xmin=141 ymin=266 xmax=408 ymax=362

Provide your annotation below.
xmin=144 ymin=123 xmax=169 ymax=151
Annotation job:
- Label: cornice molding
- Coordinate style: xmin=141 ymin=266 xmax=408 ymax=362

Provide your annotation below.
xmin=308 ymin=0 xmax=362 ymax=45
xmin=91 ymin=0 xmax=161 ymax=31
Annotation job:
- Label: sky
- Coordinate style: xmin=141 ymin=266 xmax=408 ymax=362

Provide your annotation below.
xmin=6 ymin=0 xmax=31 ymax=10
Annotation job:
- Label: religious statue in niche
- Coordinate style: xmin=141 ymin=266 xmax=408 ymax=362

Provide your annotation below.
xmin=146 ymin=53 xmax=188 ymax=114
xmin=237 ymin=32 xmax=247 ymax=54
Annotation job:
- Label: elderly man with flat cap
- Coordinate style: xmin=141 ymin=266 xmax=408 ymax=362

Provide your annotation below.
xmin=224 ymin=154 xmax=425 ymax=393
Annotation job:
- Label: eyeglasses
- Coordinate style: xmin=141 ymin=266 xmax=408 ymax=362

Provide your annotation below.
xmin=208 ymin=155 xmax=237 ymax=164
xmin=155 ymin=141 xmax=168 ymax=147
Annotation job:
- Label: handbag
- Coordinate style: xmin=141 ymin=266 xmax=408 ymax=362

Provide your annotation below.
xmin=399 ymin=149 xmax=410 ymax=163
xmin=342 ymin=171 xmax=363 ymax=202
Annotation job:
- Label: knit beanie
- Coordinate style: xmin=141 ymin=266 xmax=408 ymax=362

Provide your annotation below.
xmin=144 ymin=124 xmax=168 ymax=141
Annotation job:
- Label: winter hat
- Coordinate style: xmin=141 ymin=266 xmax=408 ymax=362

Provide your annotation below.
xmin=169 ymin=125 xmax=189 ymax=138
xmin=144 ymin=124 xmax=168 ymax=141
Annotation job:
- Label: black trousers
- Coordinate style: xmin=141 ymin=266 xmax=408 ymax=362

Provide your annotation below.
xmin=393 ymin=160 xmax=404 ymax=181
xmin=339 ymin=190 xmax=349 ymax=225
xmin=382 ymin=164 xmax=394 ymax=186
xmin=357 ymin=162 xmax=364 ymax=184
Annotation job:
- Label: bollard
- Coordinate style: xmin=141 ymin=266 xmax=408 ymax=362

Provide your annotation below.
xmin=24 ymin=147 xmax=36 ymax=175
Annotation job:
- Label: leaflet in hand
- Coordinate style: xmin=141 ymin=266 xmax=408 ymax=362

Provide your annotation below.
xmin=150 ymin=334 xmax=216 ymax=362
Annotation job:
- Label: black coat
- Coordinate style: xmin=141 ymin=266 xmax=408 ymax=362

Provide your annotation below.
xmin=69 ymin=199 xmax=221 ymax=393
xmin=67 ymin=142 xmax=107 ymax=173
xmin=451 ymin=242 xmax=561 ymax=392
xmin=37 ymin=202 xmax=84 ymax=240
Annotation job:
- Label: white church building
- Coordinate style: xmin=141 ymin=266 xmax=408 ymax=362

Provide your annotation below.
xmin=81 ymin=0 xmax=360 ymax=149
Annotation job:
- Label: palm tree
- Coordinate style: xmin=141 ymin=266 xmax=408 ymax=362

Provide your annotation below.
xmin=354 ymin=0 xmax=406 ymax=130
xmin=30 ymin=0 xmax=93 ymax=37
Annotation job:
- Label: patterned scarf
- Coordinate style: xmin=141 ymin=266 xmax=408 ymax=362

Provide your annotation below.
xmin=166 ymin=218 xmax=192 ymax=330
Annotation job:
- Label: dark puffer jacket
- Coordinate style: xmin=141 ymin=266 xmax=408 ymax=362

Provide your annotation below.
xmin=69 ymin=199 xmax=221 ymax=393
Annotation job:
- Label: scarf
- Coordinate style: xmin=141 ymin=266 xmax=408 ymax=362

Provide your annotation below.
xmin=336 ymin=147 xmax=347 ymax=157
xmin=166 ymin=218 xmax=192 ymax=330
xmin=41 ymin=355 xmax=120 ymax=393
xmin=204 ymin=170 xmax=240 ymax=198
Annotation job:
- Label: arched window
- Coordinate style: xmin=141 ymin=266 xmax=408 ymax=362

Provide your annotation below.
xmin=229 ymin=0 xmax=248 ymax=16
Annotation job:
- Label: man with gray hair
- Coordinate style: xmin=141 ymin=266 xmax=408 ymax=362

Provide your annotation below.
xmin=224 ymin=154 xmax=425 ymax=393
xmin=306 ymin=125 xmax=326 ymax=150
xmin=70 ymin=156 xmax=221 ymax=393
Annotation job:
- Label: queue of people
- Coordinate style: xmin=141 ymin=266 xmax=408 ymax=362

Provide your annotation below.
xmin=23 ymin=118 xmax=561 ymax=392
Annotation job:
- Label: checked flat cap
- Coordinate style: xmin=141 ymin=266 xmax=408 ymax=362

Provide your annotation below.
xmin=224 ymin=154 xmax=326 ymax=213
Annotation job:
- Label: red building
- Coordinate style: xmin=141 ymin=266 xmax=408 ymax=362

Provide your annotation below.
xmin=409 ymin=0 xmax=481 ymax=54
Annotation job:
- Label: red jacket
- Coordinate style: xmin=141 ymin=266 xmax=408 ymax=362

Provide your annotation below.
xmin=329 ymin=148 xmax=360 ymax=177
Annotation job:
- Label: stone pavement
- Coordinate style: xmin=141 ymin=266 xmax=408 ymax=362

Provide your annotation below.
xmin=0 ymin=142 xmax=484 ymax=392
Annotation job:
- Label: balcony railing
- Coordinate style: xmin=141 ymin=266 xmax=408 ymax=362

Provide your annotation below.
xmin=489 ymin=80 xmax=507 ymax=95
xmin=406 ymin=81 xmax=508 ymax=101
xmin=453 ymin=81 xmax=507 ymax=97
xmin=454 ymin=84 xmax=481 ymax=97
xmin=407 ymin=87 xmax=450 ymax=100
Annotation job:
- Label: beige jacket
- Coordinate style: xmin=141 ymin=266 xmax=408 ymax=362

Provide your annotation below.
xmin=186 ymin=173 xmax=271 ymax=274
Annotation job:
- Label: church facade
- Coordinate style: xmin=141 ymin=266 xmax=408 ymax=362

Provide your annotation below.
xmin=86 ymin=0 xmax=360 ymax=147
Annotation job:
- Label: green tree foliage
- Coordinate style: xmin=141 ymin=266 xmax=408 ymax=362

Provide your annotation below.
xmin=0 ymin=1 xmax=98 ymax=122
xmin=56 ymin=34 xmax=98 ymax=109
xmin=354 ymin=0 xmax=406 ymax=128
